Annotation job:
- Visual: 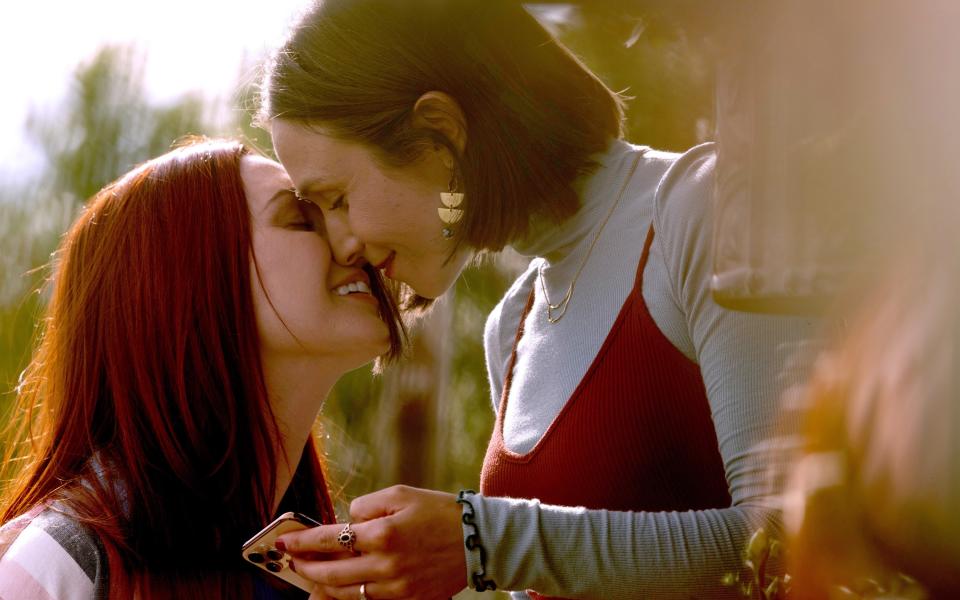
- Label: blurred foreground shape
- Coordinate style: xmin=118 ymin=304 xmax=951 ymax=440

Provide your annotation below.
xmin=711 ymin=0 xmax=960 ymax=314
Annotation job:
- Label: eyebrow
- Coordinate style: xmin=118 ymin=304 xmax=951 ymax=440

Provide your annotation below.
xmin=297 ymin=179 xmax=340 ymax=198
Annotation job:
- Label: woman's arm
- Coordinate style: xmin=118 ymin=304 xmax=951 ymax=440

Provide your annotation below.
xmin=0 ymin=511 xmax=104 ymax=600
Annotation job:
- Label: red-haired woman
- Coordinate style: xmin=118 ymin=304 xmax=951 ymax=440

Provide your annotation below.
xmin=0 ymin=138 xmax=405 ymax=599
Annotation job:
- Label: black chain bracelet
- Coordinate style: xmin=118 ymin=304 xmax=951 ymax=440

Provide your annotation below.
xmin=456 ymin=490 xmax=497 ymax=592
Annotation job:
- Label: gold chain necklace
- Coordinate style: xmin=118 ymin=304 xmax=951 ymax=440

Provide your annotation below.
xmin=538 ymin=152 xmax=642 ymax=324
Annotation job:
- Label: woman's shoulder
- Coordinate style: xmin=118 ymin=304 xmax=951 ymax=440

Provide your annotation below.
xmin=0 ymin=507 xmax=107 ymax=600
xmin=647 ymin=143 xmax=718 ymax=295
xmin=653 ymin=142 xmax=716 ymax=204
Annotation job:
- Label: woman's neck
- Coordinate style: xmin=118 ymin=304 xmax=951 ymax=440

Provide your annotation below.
xmin=262 ymin=356 xmax=339 ymax=511
xmin=511 ymin=139 xmax=635 ymax=264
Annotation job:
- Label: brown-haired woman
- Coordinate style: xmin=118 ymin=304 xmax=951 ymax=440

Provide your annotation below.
xmin=0 ymin=138 xmax=405 ymax=599
xmin=259 ymin=1 xmax=818 ymax=598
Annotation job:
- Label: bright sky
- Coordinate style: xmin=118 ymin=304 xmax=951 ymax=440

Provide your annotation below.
xmin=0 ymin=0 xmax=309 ymax=182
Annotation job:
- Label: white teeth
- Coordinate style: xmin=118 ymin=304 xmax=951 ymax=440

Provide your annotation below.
xmin=334 ymin=281 xmax=372 ymax=296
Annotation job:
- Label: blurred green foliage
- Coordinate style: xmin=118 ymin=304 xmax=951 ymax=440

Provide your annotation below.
xmin=1 ymin=47 xmax=209 ymax=407
xmin=0 ymin=2 xmax=712 ymax=519
xmin=25 ymin=48 xmax=210 ymax=203
xmin=549 ymin=2 xmax=715 ymax=150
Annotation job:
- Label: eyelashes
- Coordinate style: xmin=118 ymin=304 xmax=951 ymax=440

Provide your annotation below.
xmin=292 ymin=200 xmax=327 ymax=234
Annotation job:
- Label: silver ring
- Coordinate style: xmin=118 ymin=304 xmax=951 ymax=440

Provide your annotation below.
xmin=337 ymin=523 xmax=357 ymax=553
xmin=359 ymin=583 xmax=369 ymax=600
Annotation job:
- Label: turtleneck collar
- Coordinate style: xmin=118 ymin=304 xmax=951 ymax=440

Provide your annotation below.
xmin=511 ymin=138 xmax=641 ymax=263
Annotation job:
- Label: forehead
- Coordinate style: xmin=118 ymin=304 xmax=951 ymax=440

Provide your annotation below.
xmin=270 ymin=120 xmax=368 ymax=192
xmin=240 ymin=155 xmax=293 ymax=210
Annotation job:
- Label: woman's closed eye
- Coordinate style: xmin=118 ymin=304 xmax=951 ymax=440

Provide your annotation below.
xmin=328 ymin=194 xmax=346 ymax=211
xmin=297 ymin=200 xmax=327 ymax=232
xmin=278 ymin=198 xmax=325 ymax=233
xmin=287 ymin=218 xmax=314 ymax=231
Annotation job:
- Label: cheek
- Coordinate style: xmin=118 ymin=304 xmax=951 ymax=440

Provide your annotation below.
xmin=250 ymin=233 xmax=331 ymax=331
xmin=351 ymin=181 xmax=431 ymax=244
xmin=350 ymin=198 xmax=398 ymax=236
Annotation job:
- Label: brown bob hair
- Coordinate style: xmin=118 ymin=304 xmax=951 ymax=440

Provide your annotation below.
xmin=1 ymin=138 xmax=405 ymax=597
xmin=260 ymin=0 xmax=625 ymax=252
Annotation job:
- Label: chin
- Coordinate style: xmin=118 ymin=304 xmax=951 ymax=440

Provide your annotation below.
xmin=413 ymin=276 xmax=455 ymax=300
xmin=423 ymin=254 xmax=471 ymax=298
xmin=374 ymin=337 xmax=392 ymax=358
xmin=355 ymin=336 xmax=392 ymax=367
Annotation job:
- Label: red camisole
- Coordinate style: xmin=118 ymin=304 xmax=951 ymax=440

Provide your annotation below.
xmin=480 ymin=225 xmax=731 ymax=599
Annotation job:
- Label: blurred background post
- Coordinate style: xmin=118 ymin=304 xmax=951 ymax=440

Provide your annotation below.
xmin=712 ymin=0 xmax=960 ymax=315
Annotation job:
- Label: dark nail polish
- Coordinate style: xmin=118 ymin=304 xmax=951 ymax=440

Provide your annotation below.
xmin=275 ymin=539 xmax=287 ymax=552
xmin=288 ymin=560 xmax=297 ymax=573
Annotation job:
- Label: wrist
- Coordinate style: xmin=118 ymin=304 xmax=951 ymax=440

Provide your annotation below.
xmin=457 ymin=490 xmax=497 ymax=592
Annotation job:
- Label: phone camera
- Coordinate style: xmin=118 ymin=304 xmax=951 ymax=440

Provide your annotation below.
xmin=266 ymin=561 xmax=284 ymax=573
xmin=266 ymin=548 xmax=284 ymax=561
xmin=247 ymin=552 xmax=265 ymax=564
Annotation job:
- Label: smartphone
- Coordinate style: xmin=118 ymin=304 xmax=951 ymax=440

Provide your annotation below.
xmin=242 ymin=511 xmax=322 ymax=592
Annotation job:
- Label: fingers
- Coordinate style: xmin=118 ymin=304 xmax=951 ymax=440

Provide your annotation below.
xmin=315 ymin=584 xmax=360 ymax=600
xmin=279 ymin=485 xmax=418 ymax=555
xmin=308 ymin=589 xmax=334 ymax=600
xmin=278 ymin=521 xmax=373 ymax=554
xmin=286 ymin=486 xmax=464 ymax=600
xmin=291 ymin=553 xmax=392 ymax=588
xmin=317 ymin=580 xmax=410 ymax=600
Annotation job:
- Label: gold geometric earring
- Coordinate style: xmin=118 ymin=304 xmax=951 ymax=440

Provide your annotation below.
xmin=438 ymin=174 xmax=464 ymax=239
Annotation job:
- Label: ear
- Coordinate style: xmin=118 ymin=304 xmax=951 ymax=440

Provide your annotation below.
xmin=412 ymin=91 xmax=467 ymax=156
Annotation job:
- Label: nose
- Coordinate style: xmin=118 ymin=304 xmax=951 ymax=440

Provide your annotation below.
xmin=324 ymin=212 xmax=365 ymax=266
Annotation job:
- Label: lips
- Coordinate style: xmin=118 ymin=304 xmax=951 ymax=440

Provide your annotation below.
xmin=333 ymin=280 xmax=373 ymax=296
xmin=330 ymin=271 xmax=380 ymax=308
xmin=330 ymin=271 xmax=372 ymax=293
xmin=374 ymin=252 xmax=396 ymax=279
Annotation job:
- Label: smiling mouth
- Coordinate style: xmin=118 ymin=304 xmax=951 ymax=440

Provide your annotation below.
xmin=333 ymin=280 xmax=373 ymax=296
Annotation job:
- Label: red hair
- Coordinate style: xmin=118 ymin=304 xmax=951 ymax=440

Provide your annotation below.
xmin=2 ymin=139 xmax=341 ymax=597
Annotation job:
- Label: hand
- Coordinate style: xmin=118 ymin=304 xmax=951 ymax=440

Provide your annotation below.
xmin=278 ymin=485 xmax=467 ymax=600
